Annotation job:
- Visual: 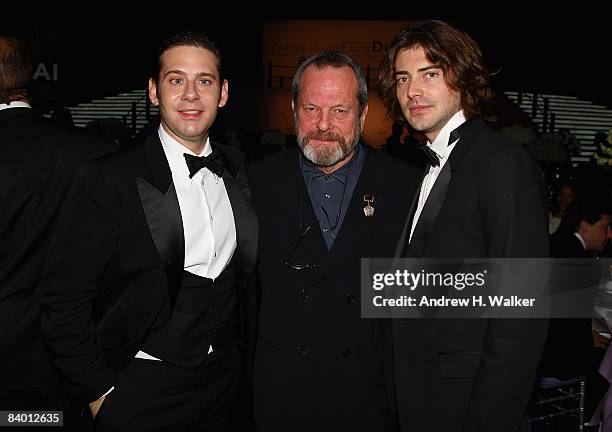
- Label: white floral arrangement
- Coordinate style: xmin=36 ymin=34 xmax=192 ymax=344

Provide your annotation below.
xmin=593 ymin=129 xmax=612 ymax=169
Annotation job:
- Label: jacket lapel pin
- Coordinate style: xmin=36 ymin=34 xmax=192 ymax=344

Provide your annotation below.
xmin=363 ymin=195 xmax=375 ymax=217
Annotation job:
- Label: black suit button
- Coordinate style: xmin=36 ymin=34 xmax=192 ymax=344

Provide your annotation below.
xmin=395 ymin=320 xmax=405 ymax=326
xmin=209 ymin=321 xmax=220 ymax=330
xmin=296 ymin=345 xmax=307 ymax=356
xmin=342 ymin=348 xmax=352 ymax=359
xmin=346 ymin=293 xmax=356 ymax=303
xmin=299 ymin=289 xmax=311 ymax=300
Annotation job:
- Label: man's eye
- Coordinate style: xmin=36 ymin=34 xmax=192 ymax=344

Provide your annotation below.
xmin=425 ymin=72 xmax=439 ymax=79
xmin=170 ymin=78 xmax=183 ymax=85
xmin=199 ymin=79 xmax=212 ymax=85
xmin=396 ymin=76 xmax=409 ymax=84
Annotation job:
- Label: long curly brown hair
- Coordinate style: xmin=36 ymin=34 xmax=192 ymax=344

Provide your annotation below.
xmin=378 ymin=20 xmax=495 ymax=123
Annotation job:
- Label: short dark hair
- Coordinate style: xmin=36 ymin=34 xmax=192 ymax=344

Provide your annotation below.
xmin=152 ymin=31 xmax=222 ymax=83
xmin=378 ymin=20 xmax=494 ymax=122
xmin=292 ymin=51 xmax=368 ymax=114
xmin=558 ymin=198 xmax=608 ymax=234
xmin=0 ymin=36 xmax=32 ymax=104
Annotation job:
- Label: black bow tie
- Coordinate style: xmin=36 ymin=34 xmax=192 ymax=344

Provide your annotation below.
xmin=183 ymin=150 xmax=224 ymax=178
xmin=421 ymin=146 xmax=440 ymax=167
xmin=421 ymin=121 xmax=468 ymax=167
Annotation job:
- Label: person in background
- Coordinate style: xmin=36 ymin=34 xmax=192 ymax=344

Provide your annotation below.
xmin=0 ymin=35 xmax=113 ymax=429
xmin=549 ymin=181 xmax=576 ymax=234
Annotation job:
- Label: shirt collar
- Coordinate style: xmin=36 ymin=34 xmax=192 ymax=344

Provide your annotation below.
xmin=301 ymin=142 xmax=362 ymax=184
xmin=0 ymin=101 xmax=31 ymax=111
xmin=158 ymin=124 xmax=212 ymax=183
xmin=427 ymin=110 xmax=466 ymax=160
xmin=574 ymin=232 xmax=587 ymax=250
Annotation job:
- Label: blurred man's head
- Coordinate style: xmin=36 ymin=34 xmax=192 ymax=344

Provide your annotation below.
xmin=0 ymin=36 xmax=32 ymax=104
xmin=560 ymin=199 xmax=612 ymax=251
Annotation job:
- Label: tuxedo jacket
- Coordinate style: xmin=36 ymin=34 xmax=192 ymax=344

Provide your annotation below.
xmin=41 ymin=134 xmax=257 ymax=405
xmin=0 ymin=108 xmax=114 ymax=392
xmin=248 ymin=146 xmax=420 ymax=431
xmin=392 ymin=118 xmax=549 ymax=432
xmin=549 ymin=230 xmax=591 ymax=259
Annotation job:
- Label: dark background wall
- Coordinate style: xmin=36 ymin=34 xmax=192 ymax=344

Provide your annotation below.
xmin=5 ymin=12 xmax=609 ymax=110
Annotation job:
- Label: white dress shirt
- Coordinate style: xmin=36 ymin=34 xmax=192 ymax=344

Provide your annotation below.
xmin=159 ymin=125 xmax=237 ymax=279
xmin=0 ymin=101 xmax=31 ymax=110
xmin=574 ymin=232 xmax=587 ymax=250
xmin=409 ymin=110 xmax=466 ymax=242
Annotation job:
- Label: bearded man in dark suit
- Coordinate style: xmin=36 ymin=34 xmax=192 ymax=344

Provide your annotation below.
xmin=250 ymin=51 xmax=420 ymax=432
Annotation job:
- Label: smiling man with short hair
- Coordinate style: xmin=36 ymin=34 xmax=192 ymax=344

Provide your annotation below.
xmin=42 ymin=31 xmax=257 ymax=431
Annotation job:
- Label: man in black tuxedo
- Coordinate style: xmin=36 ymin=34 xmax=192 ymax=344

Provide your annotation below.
xmin=540 ymin=198 xmax=611 ymax=421
xmin=249 ymin=51 xmax=420 ymax=431
xmin=378 ymin=21 xmax=549 ymax=431
xmin=42 ymin=32 xmax=257 ymax=431
xmin=0 ymin=36 xmax=113 ymax=418
xmin=549 ymin=198 xmax=611 ymax=258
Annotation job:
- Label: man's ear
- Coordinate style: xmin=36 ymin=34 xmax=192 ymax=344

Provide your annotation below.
xmin=218 ymin=79 xmax=229 ymax=108
xmin=148 ymin=78 xmax=159 ymax=106
xmin=292 ymin=100 xmax=298 ymax=120
xmin=360 ymin=104 xmax=369 ymax=130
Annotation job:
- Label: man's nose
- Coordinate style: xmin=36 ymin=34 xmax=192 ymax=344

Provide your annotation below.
xmin=182 ymin=80 xmax=199 ymax=101
xmin=407 ymin=79 xmax=423 ymax=99
xmin=316 ymin=110 xmax=331 ymax=131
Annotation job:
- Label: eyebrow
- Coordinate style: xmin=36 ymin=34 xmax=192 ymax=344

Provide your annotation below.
xmin=162 ymin=70 xmax=217 ymax=79
xmin=302 ymin=102 xmax=351 ymax=110
xmin=395 ymin=64 xmax=443 ymax=76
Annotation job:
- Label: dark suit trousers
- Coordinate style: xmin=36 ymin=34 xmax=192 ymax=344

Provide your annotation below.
xmin=93 ymin=343 xmax=240 ymax=432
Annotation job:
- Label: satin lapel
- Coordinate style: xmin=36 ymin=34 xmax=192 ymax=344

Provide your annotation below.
xmin=394 ymin=165 xmax=429 ymax=258
xmin=446 ymin=118 xmax=485 ymax=174
xmin=408 ymin=162 xmax=452 ymax=257
xmin=406 ymin=118 xmax=484 ymax=258
xmin=220 ymin=164 xmax=258 ymax=293
xmin=212 ymin=142 xmax=259 ymax=296
xmin=137 ymin=135 xmax=184 ymax=307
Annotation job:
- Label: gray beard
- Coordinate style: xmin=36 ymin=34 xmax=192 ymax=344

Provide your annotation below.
xmin=301 ymin=141 xmax=347 ymax=167
xmin=299 ymin=133 xmax=360 ymax=167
